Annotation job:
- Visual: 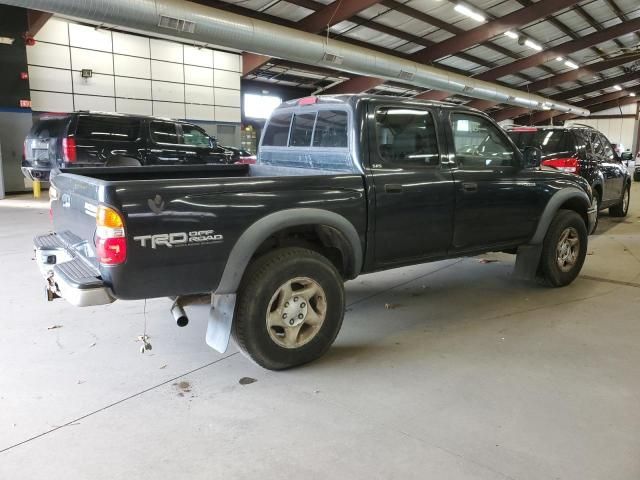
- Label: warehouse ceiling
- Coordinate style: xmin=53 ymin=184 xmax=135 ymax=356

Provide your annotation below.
xmin=205 ymin=0 xmax=640 ymax=121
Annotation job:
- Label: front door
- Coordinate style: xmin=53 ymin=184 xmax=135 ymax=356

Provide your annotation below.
xmin=369 ymin=104 xmax=455 ymax=267
xmin=146 ymin=120 xmax=184 ymax=165
xmin=446 ymin=111 xmax=542 ymax=251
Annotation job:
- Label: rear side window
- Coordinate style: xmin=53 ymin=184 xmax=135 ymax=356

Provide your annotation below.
xmin=262 ymin=112 xmax=293 ymax=146
xmin=290 ymin=113 xmax=316 ymax=147
xmin=313 ymin=110 xmax=348 ymax=148
xmin=508 ymin=129 xmax=573 ymax=154
xmin=30 ymin=117 xmax=69 ymax=138
xmin=150 ymin=121 xmax=179 ymax=144
xmin=75 ymin=116 xmax=140 ymax=141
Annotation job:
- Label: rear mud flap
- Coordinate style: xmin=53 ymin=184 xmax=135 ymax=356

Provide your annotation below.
xmin=205 ymin=294 xmax=236 ymax=353
xmin=513 ymin=244 xmax=542 ymax=281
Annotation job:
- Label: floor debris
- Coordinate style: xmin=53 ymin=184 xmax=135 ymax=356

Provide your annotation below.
xmin=47 ymin=325 xmax=63 ymax=330
xmin=239 ymin=377 xmax=257 ymax=386
xmin=384 ymin=303 xmax=400 ymax=309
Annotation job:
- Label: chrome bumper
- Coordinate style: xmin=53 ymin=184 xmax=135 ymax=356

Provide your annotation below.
xmin=35 ymin=233 xmax=115 ymax=307
xmin=22 ymin=167 xmax=50 ymax=181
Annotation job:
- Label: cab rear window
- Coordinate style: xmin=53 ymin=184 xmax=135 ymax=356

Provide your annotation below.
xmin=75 ymin=116 xmax=141 ymax=141
xmin=262 ymin=109 xmax=348 ymax=148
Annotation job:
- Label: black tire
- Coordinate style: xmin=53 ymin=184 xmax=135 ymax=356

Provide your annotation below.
xmin=609 ymin=183 xmax=630 ymax=217
xmin=105 ymin=156 xmax=142 ymax=167
xmin=232 ymin=247 xmax=345 ymax=370
xmin=633 ymin=171 xmax=640 ymax=182
xmin=590 ymin=189 xmax=601 ymax=234
xmin=538 ymin=209 xmax=588 ymax=287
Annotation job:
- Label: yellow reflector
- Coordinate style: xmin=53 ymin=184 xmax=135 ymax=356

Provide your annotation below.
xmin=97 ymin=205 xmax=124 ymax=228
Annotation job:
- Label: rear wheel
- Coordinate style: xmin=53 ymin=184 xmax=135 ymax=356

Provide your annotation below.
xmin=538 ymin=209 xmax=588 ymax=287
xmin=590 ymin=189 xmax=601 ymax=234
xmin=609 ymin=183 xmax=630 ymax=217
xmin=232 ymin=247 xmax=345 ymax=370
xmin=633 ymin=171 xmax=640 ymax=182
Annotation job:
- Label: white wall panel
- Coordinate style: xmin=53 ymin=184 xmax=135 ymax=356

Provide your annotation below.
xmin=214 ymin=51 xmax=240 ymax=71
xmin=153 ymin=101 xmax=185 ymax=119
xmin=71 ymin=48 xmax=114 ymax=75
xmin=28 ymin=66 xmax=72 ymax=93
xmin=68 ymin=23 xmax=112 ymax=52
xmin=215 ymin=106 xmax=241 ymax=123
xmin=184 ymin=45 xmax=213 ymax=68
xmin=214 ymin=69 xmax=240 ymax=90
xmin=150 ymin=38 xmax=183 ymax=63
xmin=34 ymin=18 xmax=69 ymax=45
xmin=113 ymin=32 xmax=150 ymax=58
xmin=73 ymin=72 xmax=115 ymax=97
xmin=214 ymin=88 xmax=241 ymax=107
xmin=186 ymin=103 xmax=215 ymax=121
xmin=185 ymin=84 xmax=214 ymax=105
xmin=151 ymin=60 xmax=184 ymax=83
xmin=184 ymin=65 xmax=213 ymax=86
xmin=115 ymin=77 xmax=152 ymax=100
xmin=74 ymin=94 xmax=116 ymax=112
xmin=152 ymin=81 xmax=184 ymax=102
xmin=114 ymin=55 xmax=151 ymax=79
xmin=26 ymin=42 xmax=71 ymax=69
xmin=30 ymin=91 xmax=73 ymax=112
xmin=116 ymin=98 xmax=153 ymax=116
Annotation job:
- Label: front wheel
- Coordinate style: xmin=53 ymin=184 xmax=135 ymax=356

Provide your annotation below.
xmin=538 ymin=209 xmax=588 ymax=287
xmin=232 ymin=247 xmax=345 ymax=370
xmin=609 ymin=184 xmax=630 ymax=217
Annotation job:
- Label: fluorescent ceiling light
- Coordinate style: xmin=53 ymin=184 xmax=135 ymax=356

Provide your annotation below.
xmin=613 ymin=85 xmax=622 ymax=91
xmin=454 ymin=4 xmax=485 ymax=23
xmin=504 ymin=31 xmax=518 ymax=39
xmin=524 ymin=39 xmax=542 ymax=51
xmin=564 ymin=60 xmax=579 ymax=69
xmin=630 ymin=93 xmax=636 ymax=97
xmin=556 ymin=57 xmax=564 ymax=61
xmin=0 ymin=36 xmax=15 ymax=45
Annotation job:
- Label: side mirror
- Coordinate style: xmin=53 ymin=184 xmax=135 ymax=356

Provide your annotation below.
xmin=620 ymin=151 xmax=632 ymax=161
xmin=523 ymin=146 xmax=542 ymax=168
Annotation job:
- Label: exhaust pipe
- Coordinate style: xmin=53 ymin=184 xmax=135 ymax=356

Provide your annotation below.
xmin=171 ymin=302 xmax=189 ymax=327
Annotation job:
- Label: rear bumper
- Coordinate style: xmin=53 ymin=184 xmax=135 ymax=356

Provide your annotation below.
xmin=21 ymin=167 xmax=51 ymax=181
xmin=34 ymin=233 xmax=115 ymax=307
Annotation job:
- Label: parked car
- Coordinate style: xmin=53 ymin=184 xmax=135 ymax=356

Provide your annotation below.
xmin=223 ymin=146 xmax=257 ymax=164
xmin=22 ymin=112 xmax=233 ymax=181
xmin=35 ymin=95 xmax=596 ymax=370
xmin=507 ymin=125 xmax=631 ymax=231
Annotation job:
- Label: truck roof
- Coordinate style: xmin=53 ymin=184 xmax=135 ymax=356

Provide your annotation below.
xmin=277 ymin=93 xmax=469 ymax=112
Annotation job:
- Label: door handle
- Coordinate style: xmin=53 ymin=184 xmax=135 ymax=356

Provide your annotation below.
xmin=385 ymin=184 xmax=404 ymax=194
xmin=462 ymin=182 xmax=478 ymax=193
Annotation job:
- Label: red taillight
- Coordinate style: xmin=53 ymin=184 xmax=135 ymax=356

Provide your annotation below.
xmin=95 ymin=205 xmax=126 ymax=265
xmin=62 ymin=136 xmax=76 ymax=163
xmin=541 ymin=157 xmax=579 ymax=174
xmin=298 ymin=96 xmax=318 ymax=106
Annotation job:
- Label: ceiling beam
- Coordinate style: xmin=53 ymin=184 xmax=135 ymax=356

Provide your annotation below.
xmin=411 ymin=0 xmax=578 ymax=64
xmin=26 ymin=9 xmax=52 ymax=37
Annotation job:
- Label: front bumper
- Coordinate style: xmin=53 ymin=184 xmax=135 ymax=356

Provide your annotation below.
xmin=34 ymin=233 xmax=115 ymax=307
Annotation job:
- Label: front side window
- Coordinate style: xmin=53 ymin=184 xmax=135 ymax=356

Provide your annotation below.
xmin=290 ymin=113 xmax=316 ymax=147
xmin=262 ymin=111 xmax=293 ymax=146
xmin=375 ymin=107 xmax=439 ymax=167
xmin=589 ymin=131 xmax=604 ymax=157
xmin=599 ymin=133 xmax=615 ymax=160
xmin=182 ymin=125 xmax=211 ymax=147
xmin=150 ymin=121 xmax=179 ymax=144
xmin=313 ymin=110 xmax=348 ymax=148
xmin=451 ymin=113 xmax=514 ymax=169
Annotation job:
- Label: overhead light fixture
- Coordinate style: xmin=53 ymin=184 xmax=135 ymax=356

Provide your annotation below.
xmin=0 ymin=36 xmax=15 ymax=45
xmin=564 ymin=60 xmax=579 ymax=69
xmin=524 ymin=39 xmax=542 ymax=51
xmin=504 ymin=31 xmax=518 ymax=39
xmin=630 ymin=93 xmax=636 ymax=97
xmin=613 ymin=85 xmax=622 ymax=91
xmin=556 ymin=57 xmax=564 ymax=62
xmin=454 ymin=4 xmax=486 ymax=23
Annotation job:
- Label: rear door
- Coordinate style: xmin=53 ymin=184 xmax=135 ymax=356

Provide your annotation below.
xmin=589 ymin=130 xmax=621 ymax=204
xmin=73 ymin=115 xmax=142 ymax=165
xmin=146 ymin=120 xmax=184 ymax=165
xmin=446 ymin=111 xmax=541 ymax=251
xmin=179 ymin=124 xmax=226 ymax=164
xmin=368 ymin=103 xmax=455 ymax=266
xmin=598 ymin=132 xmax=625 ymax=202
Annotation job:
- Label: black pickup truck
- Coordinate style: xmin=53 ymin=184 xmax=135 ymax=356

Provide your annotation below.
xmin=35 ymin=95 xmax=596 ymax=370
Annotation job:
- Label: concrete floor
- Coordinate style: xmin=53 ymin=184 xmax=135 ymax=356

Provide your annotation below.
xmin=1 ymin=184 xmax=639 ymax=480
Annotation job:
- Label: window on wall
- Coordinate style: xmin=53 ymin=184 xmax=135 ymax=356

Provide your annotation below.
xmin=290 ymin=113 xmax=317 ymax=147
xmin=181 ymin=125 xmax=210 ymax=147
xmin=451 ymin=113 xmax=514 ymax=168
xmin=312 ymin=110 xmax=348 ymax=148
xmin=150 ymin=121 xmax=179 ymax=144
xmin=375 ymin=108 xmax=439 ymax=167
xmin=244 ymin=93 xmax=282 ymax=119
xmin=262 ymin=111 xmax=292 ymax=146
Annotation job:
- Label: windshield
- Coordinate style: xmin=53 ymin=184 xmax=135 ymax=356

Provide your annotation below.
xmin=508 ymin=129 xmax=573 ymax=155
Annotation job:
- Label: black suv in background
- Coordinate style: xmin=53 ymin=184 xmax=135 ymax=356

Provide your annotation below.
xmin=507 ymin=125 xmax=631 ymax=229
xmin=22 ymin=112 xmax=232 ymax=181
